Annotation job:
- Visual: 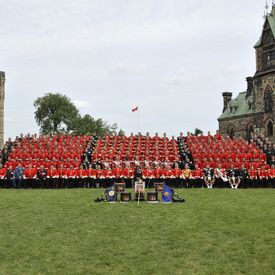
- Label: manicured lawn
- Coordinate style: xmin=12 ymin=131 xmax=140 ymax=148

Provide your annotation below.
xmin=0 ymin=189 xmax=274 ymax=274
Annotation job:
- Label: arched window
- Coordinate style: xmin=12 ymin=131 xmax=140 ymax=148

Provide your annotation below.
xmin=267 ymin=121 xmax=273 ymax=137
xmin=265 ymin=86 xmax=273 ymax=112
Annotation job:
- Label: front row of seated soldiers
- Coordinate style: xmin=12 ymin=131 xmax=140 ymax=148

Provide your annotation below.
xmin=1 ymin=162 xmax=275 ymax=189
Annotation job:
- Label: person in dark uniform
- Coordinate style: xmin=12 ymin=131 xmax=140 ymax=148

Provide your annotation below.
xmin=37 ymin=165 xmax=47 ymax=189
xmin=5 ymin=166 xmax=14 ymax=188
xmin=92 ymin=157 xmax=101 ymax=170
xmin=238 ymin=163 xmax=249 ymax=188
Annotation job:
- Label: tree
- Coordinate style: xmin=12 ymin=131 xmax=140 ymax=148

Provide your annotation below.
xmin=34 ymin=93 xmax=123 ymax=136
xmin=34 ymin=93 xmax=79 ymax=135
xmin=191 ymin=128 xmax=203 ymax=137
xmin=68 ymin=114 xmax=120 ymax=137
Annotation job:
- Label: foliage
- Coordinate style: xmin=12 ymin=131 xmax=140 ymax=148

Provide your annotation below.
xmin=68 ymin=115 xmax=120 ymax=137
xmin=0 ymin=189 xmax=274 ymax=274
xmin=34 ymin=93 xmax=79 ymax=135
xmin=34 ymin=93 xmax=123 ymax=136
xmin=191 ymin=128 xmax=203 ymax=136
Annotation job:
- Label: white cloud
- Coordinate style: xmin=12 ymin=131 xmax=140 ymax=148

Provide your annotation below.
xmin=160 ymin=68 xmax=194 ymax=93
xmin=73 ymin=100 xmax=89 ymax=109
xmin=109 ymin=62 xmax=147 ymax=76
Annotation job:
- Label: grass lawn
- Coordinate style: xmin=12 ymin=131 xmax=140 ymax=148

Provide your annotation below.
xmin=0 ymin=188 xmax=274 ymax=275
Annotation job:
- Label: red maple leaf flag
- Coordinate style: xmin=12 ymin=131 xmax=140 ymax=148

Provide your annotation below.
xmin=132 ymin=106 xmax=138 ymax=112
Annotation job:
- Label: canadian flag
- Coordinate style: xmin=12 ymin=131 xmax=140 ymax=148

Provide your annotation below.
xmin=132 ymin=106 xmax=138 ymax=112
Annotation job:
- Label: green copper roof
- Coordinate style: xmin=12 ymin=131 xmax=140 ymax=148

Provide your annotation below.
xmin=255 ymin=7 xmax=275 ymax=48
xmin=218 ymin=92 xmax=254 ymax=120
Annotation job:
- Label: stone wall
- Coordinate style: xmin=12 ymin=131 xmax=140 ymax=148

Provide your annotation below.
xmin=219 ymin=114 xmax=254 ymax=140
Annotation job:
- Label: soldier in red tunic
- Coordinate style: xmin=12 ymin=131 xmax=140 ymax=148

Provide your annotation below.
xmin=172 ymin=163 xmax=182 ymax=188
xmin=162 ymin=164 xmax=173 ymax=187
xmin=0 ymin=164 xmax=6 ymax=188
xmin=23 ymin=164 xmax=37 ymax=189
xmin=58 ymin=163 xmax=67 ymax=188
xmin=113 ymin=163 xmax=124 ymax=184
xmin=95 ymin=165 xmax=104 ymax=188
xmin=66 ymin=164 xmax=77 ymax=188
xmin=258 ymin=164 xmax=269 ymax=188
xmin=249 ymin=165 xmax=258 ymax=188
xmin=192 ymin=164 xmax=204 ymax=188
xmin=123 ymin=163 xmax=134 ymax=188
xmin=86 ymin=164 xmax=96 ymax=188
xmin=104 ymin=166 xmax=114 ymax=188
xmin=47 ymin=164 xmax=58 ymax=188
xmin=77 ymin=164 xmax=87 ymax=188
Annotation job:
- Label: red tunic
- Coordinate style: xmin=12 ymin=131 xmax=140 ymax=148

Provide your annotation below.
xmin=113 ymin=168 xmax=124 ymax=179
xmin=86 ymin=168 xmax=96 ymax=178
xmin=172 ymin=168 xmax=182 ymax=178
xmin=48 ymin=169 xmax=58 ymax=178
xmin=123 ymin=168 xmax=134 ymax=178
xmin=24 ymin=168 xmax=36 ymax=178
xmin=77 ymin=169 xmax=87 ymax=178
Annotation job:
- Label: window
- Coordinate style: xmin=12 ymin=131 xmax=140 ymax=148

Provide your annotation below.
xmin=267 ymin=121 xmax=273 ymax=136
xmin=229 ymin=127 xmax=235 ymax=139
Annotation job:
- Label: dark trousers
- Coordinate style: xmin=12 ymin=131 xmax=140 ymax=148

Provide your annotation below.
xmin=269 ymin=178 xmax=275 ymax=188
xmin=46 ymin=178 xmax=57 ymax=188
xmin=182 ymin=178 xmax=191 ymax=188
xmin=124 ymin=178 xmax=133 ymax=188
xmin=86 ymin=177 xmax=95 ymax=188
xmin=12 ymin=177 xmax=23 ymax=188
xmin=240 ymin=177 xmax=249 ymax=188
xmin=215 ymin=177 xmax=224 ymax=188
xmin=249 ymin=178 xmax=258 ymax=188
xmin=170 ymin=178 xmax=182 ymax=188
xmin=23 ymin=178 xmax=34 ymax=189
xmin=258 ymin=178 xmax=268 ymax=188
xmin=66 ymin=178 xmax=75 ymax=188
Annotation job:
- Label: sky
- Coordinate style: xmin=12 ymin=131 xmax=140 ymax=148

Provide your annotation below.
xmin=0 ymin=0 xmax=270 ymax=140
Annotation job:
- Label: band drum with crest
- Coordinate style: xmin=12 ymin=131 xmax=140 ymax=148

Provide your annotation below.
xmin=121 ymin=192 xmax=131 ymax=202
xmin=147 ymin=192 xmax=158 ymax=202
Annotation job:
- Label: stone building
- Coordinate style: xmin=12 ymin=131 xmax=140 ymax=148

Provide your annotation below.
xmin=218 ymin=5 xmax=275 ymax=142
xmin=0 ymin=71 xmax=5 ymax=148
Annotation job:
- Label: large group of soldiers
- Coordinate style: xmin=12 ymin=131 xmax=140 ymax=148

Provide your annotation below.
xmin=0 ymin=131 xmax=275 ymax=189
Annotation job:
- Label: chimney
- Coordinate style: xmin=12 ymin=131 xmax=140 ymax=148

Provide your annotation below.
xmin=246 ymin=77 xmax=253 ymax=97
xmin=222 ymin=92 xmax=232 ymax=112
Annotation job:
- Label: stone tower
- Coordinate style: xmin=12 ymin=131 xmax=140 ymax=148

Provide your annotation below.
xmin=0 ymin=71 xmax=5 ymax=148
xmin=218 ymin=6 xmax=275 ymax=142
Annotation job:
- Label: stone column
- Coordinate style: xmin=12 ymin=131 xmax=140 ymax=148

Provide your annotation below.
xmin=0 ymin=71 xmax=5 ymax=149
